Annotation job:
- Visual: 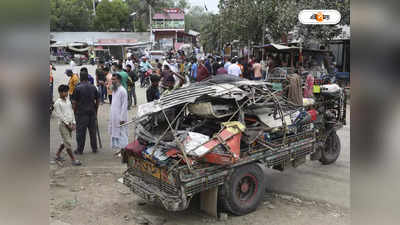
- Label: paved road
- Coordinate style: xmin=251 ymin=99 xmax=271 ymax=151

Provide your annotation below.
xmin=51 ymin=64 xmax=350 ymax=209
xmin=264 ymin=118 xmax=350 ymax=208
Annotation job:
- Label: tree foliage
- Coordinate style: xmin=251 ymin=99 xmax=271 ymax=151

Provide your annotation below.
xmin=295 ymin=0 xmax=350 ymax=47
xmin=50 ymin=0 xmax=94 ymax=31
xmin=50 ymin=0 xmax=349 ymax=52
xmin=200 ymin=0 xmax=350 ymax=51
xmin=185 ymin=6 xmax=208 ymax=32
xmin=50 ymin=0 xmax=181 ymax=32
xmin=94 ymin=0 xmax=130 ymax=31
xmin=176 ymin=0 xmax=190 ymax=11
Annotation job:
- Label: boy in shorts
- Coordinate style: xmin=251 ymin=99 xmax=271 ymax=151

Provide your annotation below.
xmin=53 ymin=84 xmax=82 ymax=166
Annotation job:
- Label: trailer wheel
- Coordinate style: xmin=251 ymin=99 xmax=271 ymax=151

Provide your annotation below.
xmin=220 ymin=164 xmax=265 ymax=215
xmin=319 ymin=131 xmax=341 ymax=165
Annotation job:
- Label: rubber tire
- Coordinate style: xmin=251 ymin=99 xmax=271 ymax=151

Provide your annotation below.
xmin=319 ymin=131 xmax=341 ymax=165
xmin=219 ymin=164 xmax=265 ymax=216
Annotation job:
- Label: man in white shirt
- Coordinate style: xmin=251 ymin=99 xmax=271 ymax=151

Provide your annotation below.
xmin=127 ymin=50 xmax=132 ymax=59
xmin=228 ymin=58 xmax=242 ymax=77
xmin=109 ymin=74 xmax=129 ymax=154
xmin=125 ymin=56 xmax=135 ymax=70
xmin=169 ymin=59 xmax=179 ymax=73
xmin=224 ymin=57 xmax=232 ymax=70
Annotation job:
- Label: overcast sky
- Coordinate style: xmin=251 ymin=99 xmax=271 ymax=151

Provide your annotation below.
xmin=187 ymin=0 xmax=219 ymax=13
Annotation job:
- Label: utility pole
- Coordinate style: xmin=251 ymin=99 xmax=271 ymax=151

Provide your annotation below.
xmin=149 ymin=5 xmax=152 ymax=49
xmin=262 ymin=24 xmax=265 ymax=61
xmin=92 ymin=0 xmax=96 ymax=16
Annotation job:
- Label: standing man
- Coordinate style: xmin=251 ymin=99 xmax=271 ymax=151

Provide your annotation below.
xmin=212 ymin=56 xmax=223 ymax=75
xmin=95 ymin=61 xmax=107 ymax=104
xmin=104 ymin=67 xmax=113 ymax=104
xmin=228 ymin=58 xmax=242 ymax=77
xmin=252 ymin=58 xmax=262 ymax=80
xmin=126 ymin=56 xmax=135 ymax=71
xmin=109 ymin=73 xmax=129 ymax=154
xmin=190 ymin=58 xmax=198 ymax=82
xmin=197 ymin=58 xmax=210 ymax=82
xmin=80 ymin=67 xmax=95 ymax=85
xmin=126 ymin=64 xmax=137 ymax=109
xmin=184 ymin=58 xmax=192 ymax=78
xmin=169 ymin=59 xmax=179 ymax=74
xmin=155 ymin=59 xmax=163 ymax=74
xmin=205 ymin=56 xmax=213 ymax=74
xmin=126 ymin=49 xmax=132 ymax=60
xmin=116 ymin=63 xmax=129 ymax=91
xmin=224 ymin=57 xmax=232 ymax=70
xmin=71 ymin=71 xmax=100 ymax=154
xmin=66 ymin=69 xmax=79 ymax=100
xmin=160 ymin=65 xmax=175 ymax=94
xmin=147 ymin=75 xmax=161 ymax=102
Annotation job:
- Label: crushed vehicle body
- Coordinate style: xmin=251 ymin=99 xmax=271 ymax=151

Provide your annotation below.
xmin=121 ymin=75 xmax=347 ymax=215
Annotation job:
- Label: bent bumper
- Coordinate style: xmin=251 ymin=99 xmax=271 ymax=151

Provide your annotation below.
xmin=123 ymin=170 xmax=190 ymax=211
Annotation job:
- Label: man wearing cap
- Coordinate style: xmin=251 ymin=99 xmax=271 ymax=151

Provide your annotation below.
xmin=109 ymin=73 xmax=129 ymax=153
xmin=66 ymin=69 xmax=79 ymax=100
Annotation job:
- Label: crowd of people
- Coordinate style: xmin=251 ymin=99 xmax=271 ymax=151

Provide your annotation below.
xmin=50 ymin=52 xmax=288 ymax=166
xmin=52 ymin=57 xmax=141 ymax=166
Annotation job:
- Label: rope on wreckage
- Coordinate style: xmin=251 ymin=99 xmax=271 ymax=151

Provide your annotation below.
xmin=160 ymin=107 xmax=193 ymax=171
xmin=150 ymin=103 xmax=189 ymax=156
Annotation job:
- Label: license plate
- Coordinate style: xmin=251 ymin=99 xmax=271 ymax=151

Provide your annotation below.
xmin=133 ymin=158 xmax=161 ymax=179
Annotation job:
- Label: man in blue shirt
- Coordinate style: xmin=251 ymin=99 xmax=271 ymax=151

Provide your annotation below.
xmin=190 ymin=58 xmax=198 ymax=82
xmin=205 ymin=56 xmax=213 ymax=74
xmin=224 ymin=57 xmax=232 ymax=70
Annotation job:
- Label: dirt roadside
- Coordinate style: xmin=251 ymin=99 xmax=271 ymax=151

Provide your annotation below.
xmin=49 ymin=163 xmax=349 ymax=225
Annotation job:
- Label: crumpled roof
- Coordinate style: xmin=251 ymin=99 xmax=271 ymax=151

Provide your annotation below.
xmin=136 ymin=76 xmax=271 ymax=118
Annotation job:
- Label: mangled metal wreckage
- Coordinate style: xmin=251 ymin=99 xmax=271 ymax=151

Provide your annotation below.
xmin=121 ymin=75 xmax=347 ymax=216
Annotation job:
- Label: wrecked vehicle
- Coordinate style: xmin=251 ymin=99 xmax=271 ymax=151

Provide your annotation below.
xmin=120 ymin=75 xmax=347 ymax=216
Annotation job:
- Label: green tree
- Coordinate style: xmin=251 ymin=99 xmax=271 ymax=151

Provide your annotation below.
xmin=94 ymin=0 xmax=130 ymax=31
xmin=295 ymin=0 xmax=350 ymax=47
xmin=185 ymin=6 xmax=207 ymax=32
xmin=50 ymin=0 xmax=94 ymax=31
xmin=205 ymin=0 xmax=350 ymax=51
xmin=176 ymin=0 xmax=190 ymax=11
xmin=200 ymin=13 xmax=221 ymax=53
